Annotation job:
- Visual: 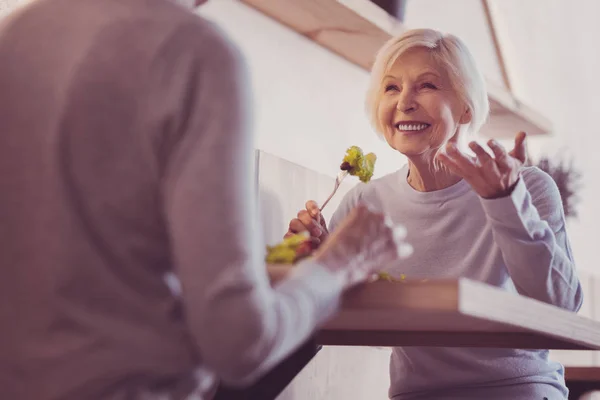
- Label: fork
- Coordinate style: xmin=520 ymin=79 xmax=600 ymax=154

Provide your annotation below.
xmin=320 ymin=170 xmax=349 ymax=212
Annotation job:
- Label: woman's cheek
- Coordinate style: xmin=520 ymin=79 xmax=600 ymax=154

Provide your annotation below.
xmin=377 ymin=104 xmax=393 ymax=133
xmin=379 ymin=98 xmax=393 ymax=119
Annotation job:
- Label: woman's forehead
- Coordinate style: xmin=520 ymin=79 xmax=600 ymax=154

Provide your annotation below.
xmin=386 ymin=48 xmax=446 ymax=81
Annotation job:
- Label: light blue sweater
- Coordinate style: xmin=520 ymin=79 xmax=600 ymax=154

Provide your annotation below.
xmin=329 ymin=164 xmax=583 ymax=399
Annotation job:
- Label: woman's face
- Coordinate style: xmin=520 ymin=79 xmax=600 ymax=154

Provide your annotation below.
xmin=376 ymin=47 xmax=471 ymax=157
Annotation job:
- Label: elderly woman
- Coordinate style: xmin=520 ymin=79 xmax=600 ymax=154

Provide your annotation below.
xmin=287 ymin=28 xmax=583 ymax=399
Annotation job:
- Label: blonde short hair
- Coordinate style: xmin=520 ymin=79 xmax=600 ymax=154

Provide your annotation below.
xmin=366 ymin=29 xmax=489 ymax=136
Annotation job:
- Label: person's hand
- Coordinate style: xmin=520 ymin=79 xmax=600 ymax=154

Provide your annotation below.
xmin=437 ymin=131 xmax=528 ymax=199
xmin=285 ymin=200 xmax=329 ymax=247
xmin=313 ymin=204 xmax=413 ymax=290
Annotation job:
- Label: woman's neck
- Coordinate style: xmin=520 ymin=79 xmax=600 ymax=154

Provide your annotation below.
xmin=406 ymin=155 xmax=462 ymax=192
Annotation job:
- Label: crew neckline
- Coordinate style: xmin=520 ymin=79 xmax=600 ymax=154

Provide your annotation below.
xmin=396 ymin=164 xmax=472 ymax=203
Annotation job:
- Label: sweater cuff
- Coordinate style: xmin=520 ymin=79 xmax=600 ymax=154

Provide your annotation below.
xmin=479 ymin=176 xmax=529 ymax=227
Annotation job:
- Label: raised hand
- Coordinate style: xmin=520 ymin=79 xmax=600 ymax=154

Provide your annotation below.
xmin=437 ymin=132 xmax=527 ymax=199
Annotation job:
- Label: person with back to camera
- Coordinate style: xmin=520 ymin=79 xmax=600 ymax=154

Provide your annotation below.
xmin=0 ymin=0 xmax=412 ymax=399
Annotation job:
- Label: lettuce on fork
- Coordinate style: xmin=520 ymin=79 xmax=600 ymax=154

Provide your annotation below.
xmin=340 ymin=145 xmax=377 ymax=183
xmin=265 ymin=146 xmax=389 ymax=276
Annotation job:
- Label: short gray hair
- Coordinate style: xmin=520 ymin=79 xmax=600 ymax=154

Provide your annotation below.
xmin=366 ymin=29 xmax=489 ymax=136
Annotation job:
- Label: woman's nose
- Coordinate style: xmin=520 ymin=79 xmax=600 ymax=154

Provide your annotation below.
xmin=396 ymin=93 xmax=417 ymax=113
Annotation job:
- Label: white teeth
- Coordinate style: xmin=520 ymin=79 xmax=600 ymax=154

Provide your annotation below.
xmin=396 ymin=123 xmax=429 ymax=131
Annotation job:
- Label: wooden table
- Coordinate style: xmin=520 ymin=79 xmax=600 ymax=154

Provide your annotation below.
xmin=270 ymin=264 xmax=600 ymax=350
xmin=215 ymin=265 xmax=600 ymax=399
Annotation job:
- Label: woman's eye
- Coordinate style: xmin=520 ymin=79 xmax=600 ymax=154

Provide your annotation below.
xmin=421 ymin=82 xmax=437 ymax=90
xmin=385 ymin=84 xmax=400 ymax=92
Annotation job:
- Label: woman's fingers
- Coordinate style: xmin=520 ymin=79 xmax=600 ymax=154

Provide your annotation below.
xmin=510 ymin=131 xmax=528 ymax=164
xmin=437 ymin=148 xmax=489 ymax=189
xmin=487 ymin=139 xmax=511 ymax=170
xmin=468 ymin=141 xmax=493 ymax=166
xmin=285 ymin=200 xmax=329 ymax=246
xmin=287 ymin=218 xmax=308 ymax=235
xmin=297 ymin=209 xmax=323 ymax=237
xmin=306 ymin=200 xmax=327 ymax=229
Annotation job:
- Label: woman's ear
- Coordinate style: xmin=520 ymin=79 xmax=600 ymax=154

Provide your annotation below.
xmin=459 ymin=108 xmax=473 ymax=124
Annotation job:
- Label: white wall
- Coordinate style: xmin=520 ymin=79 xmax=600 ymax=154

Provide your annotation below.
xmin=0 ymin=0 xmax=19 ymax=16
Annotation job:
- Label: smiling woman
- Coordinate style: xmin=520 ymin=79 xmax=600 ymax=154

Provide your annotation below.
xmin=366 ymin=29 xmax=488 ymax=141
xmin=377 ymin=48 xmax=470 ymax=159
xmin=286 ymin=28 xmax=583 ymax=400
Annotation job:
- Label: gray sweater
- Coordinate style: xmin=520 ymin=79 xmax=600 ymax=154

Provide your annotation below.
xmin=330 ymin=164 xmax=583 ymax=399
xmin=0 ymin=1 xmax=341 ymax=399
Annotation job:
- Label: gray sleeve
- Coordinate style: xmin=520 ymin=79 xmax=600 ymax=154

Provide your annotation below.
xmin=158 ymin=22 xmax=342 ymax=386
xmin=479 ymin=167 xmax=583 ymax=311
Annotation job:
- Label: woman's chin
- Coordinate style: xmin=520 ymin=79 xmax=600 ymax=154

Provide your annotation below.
xmin=389 ymin=138 xmax=430 ymax=157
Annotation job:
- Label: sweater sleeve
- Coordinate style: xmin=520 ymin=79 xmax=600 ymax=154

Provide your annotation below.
xmin=158 ymin=21 xmax=342 ymax=386
xmin=479 ymin=166 xmax=583 ymax=311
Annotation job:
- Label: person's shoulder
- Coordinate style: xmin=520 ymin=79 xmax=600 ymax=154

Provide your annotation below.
xmin=154 ymin=3 xmax=225 ymax=39
xmin=96 ymin=1 xmax=237 ymax=59
xmin=151 ymin=6 xmax=242 ymax=67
